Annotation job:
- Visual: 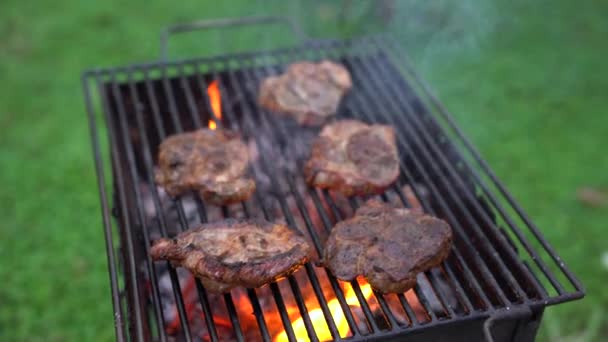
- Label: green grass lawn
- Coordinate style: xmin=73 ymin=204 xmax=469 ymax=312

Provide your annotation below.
xmin=1 ymin=1 xmax=606 ymax=341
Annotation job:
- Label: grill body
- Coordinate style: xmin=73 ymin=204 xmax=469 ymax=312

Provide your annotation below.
xmin=82 ymin=34 xmax=583 ymax=342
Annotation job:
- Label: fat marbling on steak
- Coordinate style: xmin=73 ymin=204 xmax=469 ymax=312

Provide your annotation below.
xmin=258 ymin=60 xmax=352 ymax=126
xmin=150 ymin=218 xmax=312 ymax=293
xmin=155 ymin=128 xmax=255 ymax=205
xmin=323 ymin=199 xmax=453 ymax=293
xmin=304 ymin=119 xmax=399 ymax=196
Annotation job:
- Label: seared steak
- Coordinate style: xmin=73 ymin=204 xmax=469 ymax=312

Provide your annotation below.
xmin=323 ymin=200 xmax=452 ymax=293
xmin=150 ymin=218 xmax=312 ymax=293
xmin=155 ymin=128 xmax=255 ymax=205
xmin=258 ymin=60 xmax=352 ymax=126
xmin=304 ymin=120 xmax=399 ymax=196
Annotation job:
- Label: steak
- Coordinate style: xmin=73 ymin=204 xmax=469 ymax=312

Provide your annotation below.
xmin=323 ymin=199 xmax=453 ymax=293
xmin=304 ymin=120 xmax=399 ymax=196
xmin=155 ymin=128 xmax=255 ymax=205
xmin=150 ymin=218 xmax=312 ymax=293
xmin=258 ymin=60 xmax=352 ymax=126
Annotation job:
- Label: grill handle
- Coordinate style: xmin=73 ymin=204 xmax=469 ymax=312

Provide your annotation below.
xmin=160 ymin=16 xmax=305 ymax=61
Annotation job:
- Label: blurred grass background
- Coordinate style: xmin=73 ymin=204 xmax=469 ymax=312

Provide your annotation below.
xmin=1 ymin=0 xmax=606 ymax=341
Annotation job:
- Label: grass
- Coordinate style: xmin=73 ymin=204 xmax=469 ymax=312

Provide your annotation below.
xmin=0 ymin=0 xmax=606 ymax=341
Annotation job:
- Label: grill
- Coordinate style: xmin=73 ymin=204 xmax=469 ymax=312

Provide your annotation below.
xmin=82 ymin=17 xmax=583 ymax=342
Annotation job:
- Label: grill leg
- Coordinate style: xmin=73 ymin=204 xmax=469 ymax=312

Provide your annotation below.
xmin=510 ymin=308 xmax=544 ymax=342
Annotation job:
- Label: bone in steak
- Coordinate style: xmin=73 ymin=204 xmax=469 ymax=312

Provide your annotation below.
xmin=304 ymin=119 xmax=399 ymax=196
xmin=323 ymin=199 xmax=453 ymax=293
xmin=155 ymin=128 xmax=255 ymax=205
xmin=258 ymin=60 xmax=352 ymax=126
xmin=150 ymin=218 xmax=312 ymax=293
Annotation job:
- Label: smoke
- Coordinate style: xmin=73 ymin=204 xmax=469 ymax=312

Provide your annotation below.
xmin=273 ymin=0 xmax=498 ymax=78
xmin=165 ymin=1 xmax=496 ymax=68
xmin=386 ymin=1 xmax=497 ymax=72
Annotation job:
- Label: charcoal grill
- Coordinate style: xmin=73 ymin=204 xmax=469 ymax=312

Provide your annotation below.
xmin=82 ymin=16 xmax=584 ymax=342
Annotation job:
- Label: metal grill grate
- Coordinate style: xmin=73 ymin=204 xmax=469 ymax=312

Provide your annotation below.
xmin=82 ymin=33 xmax=583 ymax=342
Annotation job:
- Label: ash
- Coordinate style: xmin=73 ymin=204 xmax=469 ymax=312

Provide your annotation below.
xmin=140 ymin=182 xmax=200 ymax=240
xmin=246 ymin=115 xmax=319 ymax=198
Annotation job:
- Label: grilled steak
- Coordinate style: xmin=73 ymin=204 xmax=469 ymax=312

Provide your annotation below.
xmin=304 ymin=120 xmax=399 ymax=196
xmin=323 ymin=200 xmax=452 ymax=293
xmin=258 ymin=60 xmax=352 ymax=126
xmin=155 ymin=128 xmax=255 ymax=205
xmin=150 ymin=218 xmax=312 ymax=293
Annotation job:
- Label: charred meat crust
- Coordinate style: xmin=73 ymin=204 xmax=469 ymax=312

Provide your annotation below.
xmin=304 ymin=120 xmax=400 ymax=196
xmin=258 ymin=60 xmax=352 ymax=126
xmin=154 ymin=128 xmax=255 ymax=205
xmin=150 ymin=218 xmax=312 ymax=293
xmin=322 ymin=199 xmax=453 ymax=293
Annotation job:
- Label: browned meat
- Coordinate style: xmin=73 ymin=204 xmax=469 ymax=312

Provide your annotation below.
xmin=323 ymin=200 xmax=453 ymax=293
xmin=258 ymin=60 xmax=352 ymax=126
xmin=155 ymin=129 xmax=255 ymax=205
xmin=304 ymin=120 xmax=399 ymax=196
xmin=150 ymin=218 xmax=312 ymax=293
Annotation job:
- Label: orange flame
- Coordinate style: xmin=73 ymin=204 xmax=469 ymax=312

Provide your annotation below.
xmin=275 ymin=281 xmax=373 ymax=342
xmin=207 ymin=80 xmax=222 ymax=130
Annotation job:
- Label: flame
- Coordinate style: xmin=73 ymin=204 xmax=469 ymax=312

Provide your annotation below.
xmin=207 ymin=80 xmax=222 ymax=130
xmin=275 ymin=281 xmax=373 ymax=342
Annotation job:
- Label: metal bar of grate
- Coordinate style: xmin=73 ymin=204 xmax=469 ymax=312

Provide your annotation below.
xmin=160 ymin=70 xmax=183 ymax=132
xmin=397 ymin=293 xmax=418 ymax=326
xmin=224 ymin=292 xmax=245 ymax=342
xmin=245 ymin=241 xmax=273 ymax=339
